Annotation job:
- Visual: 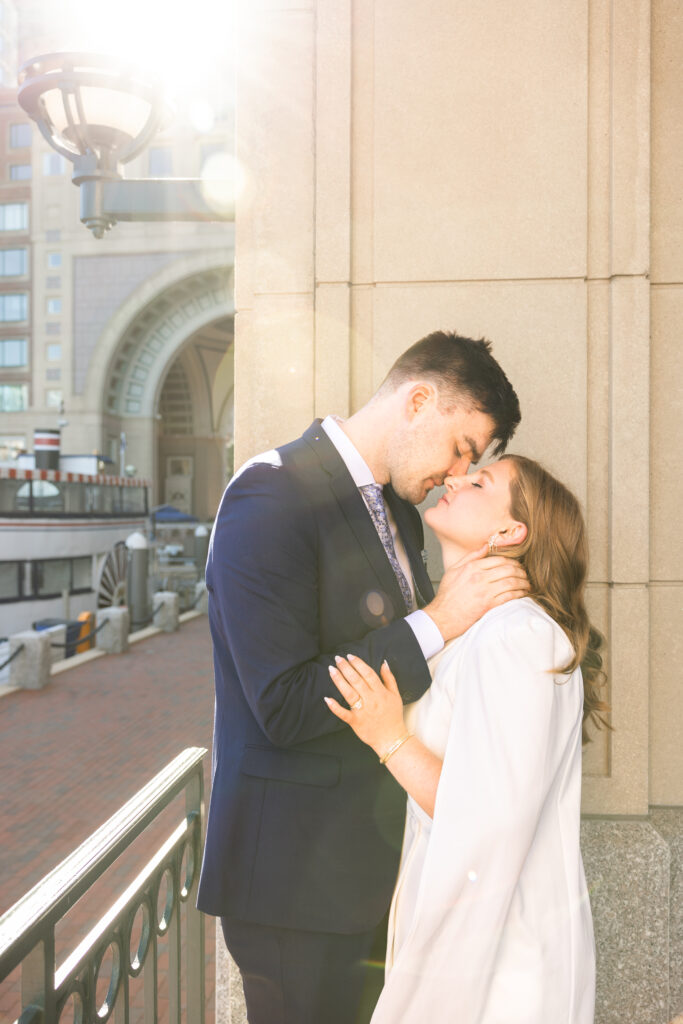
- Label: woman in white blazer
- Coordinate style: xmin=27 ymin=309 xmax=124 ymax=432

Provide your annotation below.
xmin=326 ymin=455 xmax=607 ymax=1024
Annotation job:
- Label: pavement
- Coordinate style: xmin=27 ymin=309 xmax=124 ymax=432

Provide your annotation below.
xmin=0 ymin=614 xmax=217 ymax=1024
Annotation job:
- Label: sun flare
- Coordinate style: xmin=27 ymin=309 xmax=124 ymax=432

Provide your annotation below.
xmin=29 ymin=0 xmax=235 ymax=112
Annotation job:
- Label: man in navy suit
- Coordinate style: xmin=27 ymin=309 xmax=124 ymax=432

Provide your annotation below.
xmin=197 ymin=331 xmax=526 ymax=1023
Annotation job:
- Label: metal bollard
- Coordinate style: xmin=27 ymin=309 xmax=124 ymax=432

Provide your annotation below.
xmin=126 ymin=531 xmax=150 ymax=631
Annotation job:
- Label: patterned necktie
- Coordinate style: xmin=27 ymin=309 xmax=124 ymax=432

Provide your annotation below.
xmin=360 ymin=484 xmax=413 ymax=612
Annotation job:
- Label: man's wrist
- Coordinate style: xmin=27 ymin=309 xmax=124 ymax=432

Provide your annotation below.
xmin=405 ymin=608 xmax=444 ymax=658
xmin=422 ymin=602 xmax=450 ymax=642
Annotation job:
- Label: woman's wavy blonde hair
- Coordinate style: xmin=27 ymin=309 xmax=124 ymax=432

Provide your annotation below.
xmin=498 ymin=454 xmax=611 ymax=744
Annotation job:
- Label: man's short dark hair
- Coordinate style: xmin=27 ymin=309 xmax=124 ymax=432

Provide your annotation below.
xmin=381 ymin=330 xmax=521 ymax=456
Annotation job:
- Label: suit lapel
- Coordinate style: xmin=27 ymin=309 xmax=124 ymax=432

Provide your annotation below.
xmin=295 ymin=422 xmax=408 ymax=614
xmin=287 ymin=421 xmax=435 ymax=612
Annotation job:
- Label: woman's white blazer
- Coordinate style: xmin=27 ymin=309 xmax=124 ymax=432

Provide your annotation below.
xmin=371 ymin=598 xmax=596 ymax=1024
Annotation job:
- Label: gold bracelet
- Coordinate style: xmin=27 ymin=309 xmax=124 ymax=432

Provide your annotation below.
xmin=379 ymin=733 xmax=411 ymax=765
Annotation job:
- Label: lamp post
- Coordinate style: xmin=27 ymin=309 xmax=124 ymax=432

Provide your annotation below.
xmin=18 ymin=53 xmax=233 ymax=239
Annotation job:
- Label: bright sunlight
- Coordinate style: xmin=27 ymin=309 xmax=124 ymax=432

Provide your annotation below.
xmin=27 ymin=0 xmax=235 ymax=121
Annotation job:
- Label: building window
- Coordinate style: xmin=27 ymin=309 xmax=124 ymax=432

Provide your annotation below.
xmin=0 ymin=248 xmax=27 ymax=276
xmin=0 ymin=562 xmax=22 ymax=601
xmin=9 ymin=123 xmax=31 ymax=148
xmin=72 ymin=556 xmax=92 ymax=591
xmin=28 ymin=556 xmax=93 ymax=598
xmin=0 ymin=293 xmax=27 ymax=321
xmin=0 ymin=435 xmax=26 ymax=461
xmin=33 ymin=558 xmax=71 ymax=597
xmin=9 ymin=164 xmax=31 ymax=180
xmin=46 ymin=388 xmax=62 ymax=408
xmin=47 ymin=343 xmax=61 ymax=361
xmin=47 ymin=297 xmax=61 ymax=315
xmin=0 ymin=477 xmax=24 ymax=513
xmin=42 ymin=153 xmax=65 ymax=176
xmin=0 ymin=383 xmax=28 ymax=411
xmin=24 ymin=479 xmax=61 ymax=513
xmin=0 ymin=203 xmax=28 ymax=231
xmin=149 ymin=146 xmax=172 ymax=176
xmin=0 ymin=338 xmax=27 ymax=366
xmin=47 ymin=251 xmax=61 ymax=268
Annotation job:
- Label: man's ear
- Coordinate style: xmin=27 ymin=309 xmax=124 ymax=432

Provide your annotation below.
xmin=498 ymin=521 xmax=527 ymax=548
xmin=405 ymin=382 xmax=437 ymax=420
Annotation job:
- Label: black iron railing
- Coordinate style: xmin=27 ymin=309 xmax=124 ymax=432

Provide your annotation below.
xmin=0 ymin=747 xmax=207 ymax=1023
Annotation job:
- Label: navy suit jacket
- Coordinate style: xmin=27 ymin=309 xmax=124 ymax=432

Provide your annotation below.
xmin=196 ymin=420 xmax=435 ymax=933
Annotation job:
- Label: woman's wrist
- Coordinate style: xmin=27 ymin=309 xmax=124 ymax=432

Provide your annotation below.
xmin=378 ymin=733 xmax=412 ymax=764
xmin=371 ymin=717 xmax=408 ymax=760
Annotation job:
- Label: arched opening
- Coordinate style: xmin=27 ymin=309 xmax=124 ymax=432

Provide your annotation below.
xmin=87 ymin=261 xmax=235 ymax=513
xmin=155 ymin=316 xmax=234 ymax=520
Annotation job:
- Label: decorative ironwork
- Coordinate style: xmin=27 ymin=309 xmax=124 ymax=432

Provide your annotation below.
xmin=0 ymin=747 xmax=207 ymax=1023
xmin=96 ymin=543 xmax=128 ymax=609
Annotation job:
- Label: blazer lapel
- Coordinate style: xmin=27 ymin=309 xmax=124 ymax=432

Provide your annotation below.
xmin=298 ymin=422 xmax=408 ymax=614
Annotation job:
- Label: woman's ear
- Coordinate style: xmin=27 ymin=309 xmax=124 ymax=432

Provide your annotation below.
xmin=497 ymin=521 xmax=527 ymax=548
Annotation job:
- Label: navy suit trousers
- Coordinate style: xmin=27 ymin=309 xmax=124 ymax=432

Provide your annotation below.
xmin=221 ymin=914 xmax=388 ymax=1024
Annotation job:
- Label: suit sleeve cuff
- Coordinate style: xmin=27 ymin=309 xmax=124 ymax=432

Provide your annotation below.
xmin=405 ymin=609 xmax=445 ymax=661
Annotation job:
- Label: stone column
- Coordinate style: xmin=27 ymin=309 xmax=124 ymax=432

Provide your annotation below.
xmin=153 ymin=592 xmax=180 ymax=633
xmin=233 ymin=0 xmax=317 ymax=467
xmin=8 ymin=631 xmax=51 ymax=690
xmin=215 ymin=928 xmax=247 ymax=1024
xmin=95 ymin=608 xmax=130 ymax=654
xmin=227 ymin=2 xmax=683 ymax=1023
xmin=193 ymin=581 xmax=209 ymax=615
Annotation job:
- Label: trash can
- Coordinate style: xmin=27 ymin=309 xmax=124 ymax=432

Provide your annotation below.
xmin=76 ymin=611 xmax=95 ymax=653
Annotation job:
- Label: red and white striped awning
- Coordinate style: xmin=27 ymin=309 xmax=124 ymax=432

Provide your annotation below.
xmin=0 ymin=466 xmax=150 ymax=487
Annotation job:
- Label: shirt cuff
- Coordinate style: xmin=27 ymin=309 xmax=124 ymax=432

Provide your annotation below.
xmin=405 ymin=609 xmax=445 ymax=661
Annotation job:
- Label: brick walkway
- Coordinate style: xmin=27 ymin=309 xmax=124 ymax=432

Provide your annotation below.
xmin=0 ymin=615 xmax=217 ymax=1024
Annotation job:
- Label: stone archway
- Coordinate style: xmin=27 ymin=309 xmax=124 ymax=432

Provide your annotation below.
xmin=103 ymin=266 xmax=234 ymax=420
xmin=87 ymin=257 xmax=234 ymax=507
xmin=156 ymin=316 xmax=234 ymax=519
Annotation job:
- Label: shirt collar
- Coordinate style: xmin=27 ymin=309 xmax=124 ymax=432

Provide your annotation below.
xmin=321 ymin=415 xmax=376 ymax=488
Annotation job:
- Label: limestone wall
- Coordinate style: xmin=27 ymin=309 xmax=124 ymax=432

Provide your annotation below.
xmin=234 ymin=0 xmax=681 ymax=818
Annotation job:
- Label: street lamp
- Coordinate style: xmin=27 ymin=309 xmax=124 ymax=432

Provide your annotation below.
xmin=18 ymin=53 xmax=234 ymax=238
